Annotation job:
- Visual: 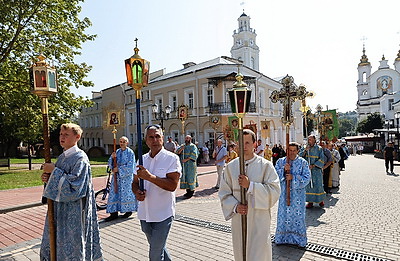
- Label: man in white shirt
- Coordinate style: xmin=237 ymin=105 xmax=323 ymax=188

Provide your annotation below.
xmin=255 ymin=139 xmax=264 ymax=156
xmin=133 ymin=124 xmax=182 ymax=261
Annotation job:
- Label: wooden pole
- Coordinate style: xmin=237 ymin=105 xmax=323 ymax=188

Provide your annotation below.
xmin=41 ymin=98 xmax=56 ymax=261
xmin=285 ymin=125 xmax=291 ymax=206
xmin=238 ymin=117 xmax=247 ymax=261
xmin=112 ymin=126 xmax=118 ymax=192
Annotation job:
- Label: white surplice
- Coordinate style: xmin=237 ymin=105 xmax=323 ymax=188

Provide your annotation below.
xmin=219 ymin=155 xmax=281 ymax=261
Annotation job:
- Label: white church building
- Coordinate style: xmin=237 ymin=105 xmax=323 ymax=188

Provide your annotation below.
xmin=356 ymin=47 xmax=400 ymax=123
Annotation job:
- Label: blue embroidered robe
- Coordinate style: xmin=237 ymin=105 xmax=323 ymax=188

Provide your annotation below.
xmin=40 ymin=146 xmax=103 ymax=261
xmin=107 ymin=147 xmax=137 ymax=213
xmin=178 ymin=143 xmax=199 ymax=190
xmin=275 ymin=156 xmax=311 ymax=247
xmin=299 ymin=145 xmax=326 ymax=203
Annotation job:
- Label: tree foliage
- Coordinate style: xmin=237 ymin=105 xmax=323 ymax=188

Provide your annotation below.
xmin=338 ymin=118 xmax=354 ymax=138
xmin=0 ymin=0 xmax=95 ymax=155
xmin=356 ymin=113 xmax=383 ymax=134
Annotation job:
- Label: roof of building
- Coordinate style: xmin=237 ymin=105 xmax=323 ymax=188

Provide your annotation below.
xmin=150 ymin=56 xmax=242 ymax=83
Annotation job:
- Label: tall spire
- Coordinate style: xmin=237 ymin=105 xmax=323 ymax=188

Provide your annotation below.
xmin=359 ymin=45 xmax=370 ymax=66
xmin=396 ymin=48 xmax=400 ymax=61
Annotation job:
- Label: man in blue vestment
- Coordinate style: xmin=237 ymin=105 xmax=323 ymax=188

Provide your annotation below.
xmin=40 ymin=123 xmax=102 ymax=261
xmin=275 ymin=142 xmax=311 ymax=247
xmin=299 ymin=135 xmax=326 ymax=208
xmin=105 ymin=136 xmax=137 ymax=221
xmin=176 ymin=135 xmax=199 ymax=198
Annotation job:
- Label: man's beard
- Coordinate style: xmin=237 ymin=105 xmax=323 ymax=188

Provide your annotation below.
xmin=185 ymin=141 xmax=190 ymax=145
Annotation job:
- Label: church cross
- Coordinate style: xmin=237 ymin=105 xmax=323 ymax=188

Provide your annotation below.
xmin=270 ymin=75 xmax=312 ymax=125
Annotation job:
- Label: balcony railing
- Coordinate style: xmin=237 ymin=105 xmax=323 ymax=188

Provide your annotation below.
xmin=208 ymin=102 xmax=256 ymax=114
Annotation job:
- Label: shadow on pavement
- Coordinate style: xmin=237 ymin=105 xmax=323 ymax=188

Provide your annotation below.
xmin=325 ymin=193 xmax=339 ymax=207
xmin=98 ymin=216 xmax=135 ymax=228
xmin=194 ymin=187 xmax=218 ymax=197
xmin=273 ymin=244 xmax=306 ymax=260
xmin=306 ymin=207 xmax=326 ymax=228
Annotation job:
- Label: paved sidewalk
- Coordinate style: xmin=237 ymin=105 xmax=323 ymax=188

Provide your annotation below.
xmin=1 ymin=156 xmax=399 ymax=260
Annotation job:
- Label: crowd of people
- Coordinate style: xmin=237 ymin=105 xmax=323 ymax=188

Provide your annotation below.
xmin=40 ymin=122 xmax=363 ymax=261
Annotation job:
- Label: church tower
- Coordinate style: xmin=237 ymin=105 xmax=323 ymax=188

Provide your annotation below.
xmin=394 ymin=48 xmax=400 ymax=72
xmin=357 ymin=46 xmax=372 ymax=98
xmin=230 ymin=12 xmax=260 ymax=71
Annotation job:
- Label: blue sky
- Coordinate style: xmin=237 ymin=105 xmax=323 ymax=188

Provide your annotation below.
xmin=74 ymin=0 xmax=400 ymax=113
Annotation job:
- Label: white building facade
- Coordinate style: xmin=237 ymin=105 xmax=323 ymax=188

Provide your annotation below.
xmin=78 ymin=12 xmax=305 ymax=154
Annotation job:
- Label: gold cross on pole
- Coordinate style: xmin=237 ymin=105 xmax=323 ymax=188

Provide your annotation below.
xmin=270 ymin=75 xmax=313 ymax=126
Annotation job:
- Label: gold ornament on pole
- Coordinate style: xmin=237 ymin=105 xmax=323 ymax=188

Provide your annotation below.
xmin=228 ymin=68 xmax=252 ymax=261
xmin=270 ymin=75 xmax=313 ymax=206
xmin=178 ymin=104 xmax=189 ymax=142
xmin=30 ymin=54 xmax=57 ymax=261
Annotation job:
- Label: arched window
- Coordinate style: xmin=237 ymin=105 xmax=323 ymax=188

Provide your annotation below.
xmin=362 ymin=89 xmax=368 ymax=96
xmin=362 ymin=72 xmax=366 ymax=82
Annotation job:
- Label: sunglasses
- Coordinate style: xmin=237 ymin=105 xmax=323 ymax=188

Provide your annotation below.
xmin=145 ymin=124 xmax=162 ymax=130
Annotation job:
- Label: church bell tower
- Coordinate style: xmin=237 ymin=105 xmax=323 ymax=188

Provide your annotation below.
xmin=230 ymin=12 xmax=260 ymax=71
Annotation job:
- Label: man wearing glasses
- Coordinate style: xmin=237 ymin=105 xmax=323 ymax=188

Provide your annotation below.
xmin=132 ymin=124 xmax=182 ymax=260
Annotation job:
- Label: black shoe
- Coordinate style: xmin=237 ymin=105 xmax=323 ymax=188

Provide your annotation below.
xmin=121 ymin=212 xmax=132 ymax=218
xmin=184 ymin=190 xmax=194 ymax=199
xmin=104 ymin=212 xmax=118 ymax=222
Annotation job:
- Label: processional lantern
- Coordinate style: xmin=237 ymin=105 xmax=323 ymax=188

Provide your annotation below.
xmin=228 ymin=73 xmax=252 ymax=117
xmin=124 ymin=38 xmax=150 ymax=191
xmin=30 ymin=54 xmax=58 ymax=98
xmin=228 ymin=69 xmax=252 ymax=261
xmin=30 ymin=54 xmax=57 ymax=261
xmin=125 ymin=38 xmax=150 ymax=98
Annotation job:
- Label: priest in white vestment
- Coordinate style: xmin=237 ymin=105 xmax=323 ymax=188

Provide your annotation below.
xmin=219 ymin=129 xmax=281 ymax=261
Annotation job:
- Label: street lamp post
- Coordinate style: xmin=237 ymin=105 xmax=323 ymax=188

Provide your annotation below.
xmin=30 ymin=54 xmax=57 ymax=261
xmin=395 ymin=112 xmax=400 ymax=148
xmin=228 ymin=70 xmax=252 ymax=261
xmin=124 ymin=39 xmax=150 ymax=190
xmin=152 ymin=104 xmax=171 ymax=130
xmin=385 ymin=119 xmax=390 ymax=142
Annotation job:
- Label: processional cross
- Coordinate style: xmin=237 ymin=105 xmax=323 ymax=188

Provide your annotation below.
xmin=270 ymin=75 xmax=314 ymax=205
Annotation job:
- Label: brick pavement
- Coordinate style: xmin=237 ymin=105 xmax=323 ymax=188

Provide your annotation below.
xmin=1 ymin=156 xmax=399 ymax=260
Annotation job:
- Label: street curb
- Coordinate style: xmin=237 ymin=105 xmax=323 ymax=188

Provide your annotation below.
xmin=0 ymin=170 xmax=217 ymax=214
xmin=0 ymin=202 xmax=43 ymax=214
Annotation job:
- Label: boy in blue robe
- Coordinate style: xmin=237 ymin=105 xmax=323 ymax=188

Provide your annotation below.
xmin=40 ymin=123 xmax=102 ymax=260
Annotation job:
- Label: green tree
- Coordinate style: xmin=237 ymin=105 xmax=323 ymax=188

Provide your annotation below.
xmin=356 ymin=113 xmax=383 ymax=134
xmin=338 ymin=118 xmax=354 ymax=138
xmin=0 ymin=0 xmax=95 ymax=156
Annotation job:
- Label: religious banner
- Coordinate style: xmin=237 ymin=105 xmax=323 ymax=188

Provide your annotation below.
xmin=178 ymin=104 xmax=189 ymax=121
xmin=244 ymin=120 xmax=257 ymax=135
xmin=261 ymin=120 xmax=270 ymax=139
xmin=108 ymin=111 xmax=121 ymax=126
xmin=228 ymin=116 xmax=239 ymax=141
xmin=223 ymin=124 xmax=235 ymax=141
xmin=323 ymin=109 xmax=339 ymax=141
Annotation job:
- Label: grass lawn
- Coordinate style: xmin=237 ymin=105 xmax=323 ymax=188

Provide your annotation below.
xmin=0 ymin=166 xmax=108 ymax=190
xmin=10 ymin=157 xmax=109 ymax=165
